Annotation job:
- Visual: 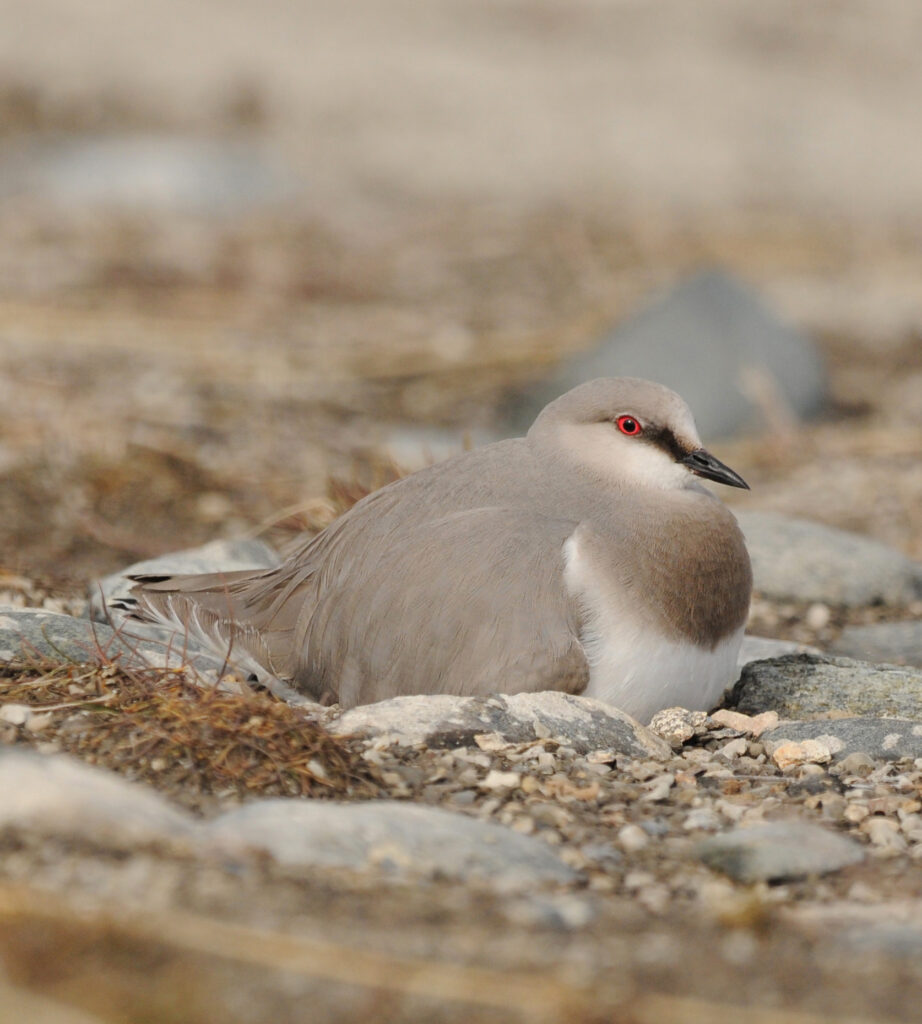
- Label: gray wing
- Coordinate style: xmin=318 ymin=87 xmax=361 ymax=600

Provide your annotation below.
xmin=129 ymin=439 xmax=578 ymax=698
xmin=294 ymin=506 xmax=590 ymax=707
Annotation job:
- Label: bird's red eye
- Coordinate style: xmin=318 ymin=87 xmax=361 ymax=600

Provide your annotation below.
xmin=616 ymin=415 xmax=642 ymax=436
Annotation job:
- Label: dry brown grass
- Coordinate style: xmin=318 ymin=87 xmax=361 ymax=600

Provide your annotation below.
xmin=1 ymin=657 xmax=379 ymax=813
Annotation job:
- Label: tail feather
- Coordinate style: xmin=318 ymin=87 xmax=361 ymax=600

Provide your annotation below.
xmin=128 ymin=569 xmax=292 ymax=681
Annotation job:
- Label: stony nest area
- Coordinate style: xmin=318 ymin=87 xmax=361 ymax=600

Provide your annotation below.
xmin=2 ymin=468 xmax=922 ymax=1023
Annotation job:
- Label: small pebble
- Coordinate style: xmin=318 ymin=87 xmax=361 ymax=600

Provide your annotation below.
xmin=771 ymin=739 xmax=833 ymax=770
xmin=709 ymin=709 xmax=779 ymax=737
xmin=0 ymin=704 xmax=32 ymax=726
xmin=834 ymin=752 xmax=877 ymax=778
xmin=863 ymin=818 xmax=909 ymax=855
xmin=24 ymin=712 xmax=54 ymax=734
xmin=648 ymin=708 xmax=707 ymax=746
xmin=624 ymin=870 xmax=655 ymax=890
xmin=640 ymin=774 xmax=675 ymax=802
xmin=474 ymin=733 xmax=509 ymax=752
xmin=716 ymin=737 xmax=748 ymax=760
xmin=682 ymin=808 xmax=722 ymax=832
xmin=618 ymin=824 xmax=650 ymax=852
xmin=805 ymin=603 xmax=831 ymax=630
xmin=899 ymin=814 xmax=922 ymax=838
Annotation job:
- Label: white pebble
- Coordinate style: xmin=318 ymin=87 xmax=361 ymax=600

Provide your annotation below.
xmin=618 ymin=824 xmax=650 ymax=852
xmin=473 ymin=732 xmax=508 ymax=752
xmin=682 ymin=807 xmax=721 ymax=831
xmin=480 ymin=769 xmax=520 ymax=791
xmin=862 ymin=817 xmax=907 ymax=851
xmin=805 ymin=603 xmax=831 ymax=630
xmin=716 ymin=737 xmax=748 ymax=760
xmin=0 ymin=704 xmax=31 ymax=726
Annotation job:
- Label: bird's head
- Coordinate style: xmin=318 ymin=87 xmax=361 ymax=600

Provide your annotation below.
xmin=528 ymin=377 xmax=749 ymax=493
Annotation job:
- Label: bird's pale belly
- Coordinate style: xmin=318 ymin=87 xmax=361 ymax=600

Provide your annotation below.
xmin=563 ymin=531 xmax=744 ymax=724
xmin=579 ymin=620 xmax=744 ymax=724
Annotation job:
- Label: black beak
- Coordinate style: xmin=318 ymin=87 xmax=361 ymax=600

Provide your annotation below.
xmin=681 ymin=448 xmax=750 ymax=490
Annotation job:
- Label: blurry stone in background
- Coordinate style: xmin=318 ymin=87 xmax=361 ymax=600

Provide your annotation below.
xmin=501 ymin=269 xmax=827 ymax=441
xmin=0 ymin=135 xmax=297 ymax=215
xmin=738 ymin=511 xmax=922 ymax=607
xmin=831 ymin=621 xmax=922 ymax=669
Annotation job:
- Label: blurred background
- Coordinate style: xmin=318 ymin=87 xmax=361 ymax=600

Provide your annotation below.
xmin=1 ymin=0 xmax=921 ymax=586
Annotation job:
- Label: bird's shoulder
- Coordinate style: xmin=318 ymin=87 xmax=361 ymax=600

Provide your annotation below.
xmin=293 ymin=437 xmax=541 ymax=557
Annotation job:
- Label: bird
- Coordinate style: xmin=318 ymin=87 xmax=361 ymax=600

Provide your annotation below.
xmin=127 ymin=377 xmax=753 ymax=724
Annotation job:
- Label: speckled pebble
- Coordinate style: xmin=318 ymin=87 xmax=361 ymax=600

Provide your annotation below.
xmin=648 ymin=708 xmax=708 ymax=747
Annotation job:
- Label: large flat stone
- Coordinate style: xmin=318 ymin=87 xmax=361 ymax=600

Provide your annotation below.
xmin=731 ymin=654 xmax=922 ymax=720
xmin=736 ymin=511 xmax=922 ymax=607
xmin=0 ymin=607 xmax=120 ymax=664
xmin=205 ymin=799 xmax=578 ymax=888
xmin=331 ymin=691 xmax=671 ymax=759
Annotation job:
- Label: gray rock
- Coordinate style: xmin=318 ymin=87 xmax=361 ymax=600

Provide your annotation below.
xmin=762 ymin=718 xmax=922 ymax=763
xmin=0 ymin=749 xmax=196 ymax=849
xmin=831 ymin=621 xmax=922 ymax=668
xmin=331 ymin=691 xmax=671 ymax=759
xmin=90 ymin=537 xmax=280 ymax=623
xmin=0 ymin=135 xmax=297 ymax=215
xmin=0 ymin=607 xmax=142 ymax=666
xmin=696 ymin=821 xmax=864 ymax=883
xmin=737 ymin=634 xmax=821 ymax=671
xmin=736 ymin=511 xmax=922 ymax=606
xmin=0 ymin=606 xmax=232 ymax=678
xmin=501 ymin=270 xmax=826 ymax=440
xmin=205 ymin=799 xmax=577 ymax=888
xmin=732 ymin=654 xmax=922 ymax=719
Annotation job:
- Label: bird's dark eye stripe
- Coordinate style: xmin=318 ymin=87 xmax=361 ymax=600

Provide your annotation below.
xmin=643 ymin=426 xmax=689 ymax=461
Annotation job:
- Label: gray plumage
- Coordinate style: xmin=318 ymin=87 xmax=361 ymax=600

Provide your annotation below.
xmin=130 ymin=378 xmax=752 ymax=719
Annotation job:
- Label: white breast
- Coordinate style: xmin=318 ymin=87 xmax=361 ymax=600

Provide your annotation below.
xmin=562 ymin=531 xmax=744 ymax=724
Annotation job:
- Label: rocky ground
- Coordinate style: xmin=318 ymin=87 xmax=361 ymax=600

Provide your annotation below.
xmin=3 ymin=2 xmax=922 ymax=1021
xmin=2 ymin=500 xmax=922 ymax=1023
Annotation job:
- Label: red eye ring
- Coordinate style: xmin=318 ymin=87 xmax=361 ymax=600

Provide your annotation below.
xmin=616 ymin=415 xmax=642 ymax=436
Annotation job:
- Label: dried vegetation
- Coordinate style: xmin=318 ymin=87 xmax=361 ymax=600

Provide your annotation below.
xmin=1 ymin=656 xmax=379 ymax=813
